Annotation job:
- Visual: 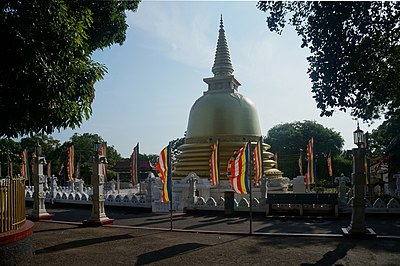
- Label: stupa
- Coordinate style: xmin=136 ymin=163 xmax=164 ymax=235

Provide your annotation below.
xmin=174 ymin=16 xmax=281 ymax=182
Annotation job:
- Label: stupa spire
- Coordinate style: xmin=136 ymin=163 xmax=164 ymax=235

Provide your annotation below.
xmin=212 ymin=15 xmax=234 ymax=77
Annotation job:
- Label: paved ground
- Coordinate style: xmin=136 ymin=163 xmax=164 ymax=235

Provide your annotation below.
xmin=20 ymin=206 xmax=400 ymax=266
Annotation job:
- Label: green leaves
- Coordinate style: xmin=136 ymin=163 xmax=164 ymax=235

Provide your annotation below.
xmin=0 ymin=0 xmax=140 ymax=138
xmin=266 ymin=120 xmax=345 ymax=179
xmin=258 ymin=1 xmax=400 ymax=122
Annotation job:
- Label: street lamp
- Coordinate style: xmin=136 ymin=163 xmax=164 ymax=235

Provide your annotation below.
xmin=342 ymin=123 xmax=375 ymax=237
xmin=353 ymin=122 xmax=364 ymax=148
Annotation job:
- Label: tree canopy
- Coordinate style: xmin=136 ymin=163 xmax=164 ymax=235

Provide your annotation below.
xmin=0 ymin=132 xmax=123 ymax=184
xmin=257 ymin=1 xmax=400 ymax=121
xmin=370 ymin=110 xmax=400 ymax=156
xmin=266 ymin=120 xmax=348 ymax=180
xmin=267 ymin=120 xmax=343 ymax=155
xmin=0 ymin=0 xmax=140 ymax=138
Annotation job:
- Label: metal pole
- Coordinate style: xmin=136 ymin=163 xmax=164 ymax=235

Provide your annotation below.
xmin=170 ymin=195 xmax=173 ymax=230
xmin=248 ymin=141 xmax=253 ymax=235
xmin=169 ymin=142 xmax=173 ymax=231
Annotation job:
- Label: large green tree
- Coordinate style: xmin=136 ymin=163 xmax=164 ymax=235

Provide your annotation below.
xmin=266 ymin=121 xmax=347 ymax=181
xmin=257 ymin=1 xmax=400 ymax=121
xmin=0 ymin=0 xmax=140 ymax=138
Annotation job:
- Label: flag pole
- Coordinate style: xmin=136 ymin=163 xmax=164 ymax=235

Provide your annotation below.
xmin=248 ymin=141 xmax=253 ymax=235
xmin=168 ymin=142 xmax=173 ymax=231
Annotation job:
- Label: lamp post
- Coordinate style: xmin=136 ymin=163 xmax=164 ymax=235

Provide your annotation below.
xmin=83 ymin=140 xmax=113 ymax=226
xmin=29 ymin=143 xmax=53 ymax=220
xmin=342 ymin=123 xmax=375 ymax=237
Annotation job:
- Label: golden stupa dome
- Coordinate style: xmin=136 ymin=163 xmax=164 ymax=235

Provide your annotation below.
xmin=173 ymin=16 xmax=277 ymax=179
xmin=186 ymin=90 xmax=261 ymax=139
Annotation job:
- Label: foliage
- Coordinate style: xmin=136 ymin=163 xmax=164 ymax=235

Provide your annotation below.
xmin=266 ymin=120 xmax=344 ymax=181
xmin=0 ymin=0 xmax=140 ymax=138
xmin=0 ymin=139 xmax=21 ymax=177
xmin=0 ymin=132 xmax=123 ymax=185
xmin=170 ymin=137 xmax=185 ymax=161
xmin=257 ymin=1 xmax=400 ymax=121
xmin=370 ymin=110 xmax=400 ymax=156
xmin=331 ymin=155 xmax=352 ymax=178
xmin=65 ymin=133 xmax=123 ymax=184
xmin=142 ymin=154 xmax=158 ymax=167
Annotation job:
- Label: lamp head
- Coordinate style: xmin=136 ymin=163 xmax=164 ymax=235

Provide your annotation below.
xmin=353 ymin=122 xmax=364 ymax=148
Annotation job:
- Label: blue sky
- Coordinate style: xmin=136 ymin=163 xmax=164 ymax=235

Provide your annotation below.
xmin=51 ymin=1 xmax=382 ymax=157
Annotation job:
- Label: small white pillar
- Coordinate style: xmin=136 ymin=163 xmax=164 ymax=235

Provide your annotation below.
xmin=83 ymin=150 xmax=113 ymax=226
xmin=29 ymin=149 xmax=53 ymax=220
xmin=50 ymin=175 xmax=58 ymax=203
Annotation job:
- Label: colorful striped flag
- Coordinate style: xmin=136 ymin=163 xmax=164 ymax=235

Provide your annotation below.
xmin=209 ymin=139 xmax=220 ymax=186
xmin=327 ymin=152 xmax=333 ymax=177
xmin=31 ymin=152 xmax=36 ymax=175
xmin=227 ymin=143 xmax=250 ymax=194
xmin=298 ymin=152 xmax=303 ymax=176
xmin=47 ymin=161 xmax=51 ymax=178
xmin=74 ymin=161 xmax=79 ymax=179
xmin=67 ymin=145 xmax=74 ymax=181
xmin=156 ymin=145 xmax=172 ymax=202
xmin=306 ymin=138 xmax=315 ymax=185
xmin=253 ymin=137 xmax=263 ymax=186
xmin=131 ymin=143 xmax=139 ymax=186
xmin=21 ymin=149 xmax=28 ymax=179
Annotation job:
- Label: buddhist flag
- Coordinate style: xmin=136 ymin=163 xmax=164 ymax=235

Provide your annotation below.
xmin=75 ymin=161 xmax=79 ymax=179
xmin=31 ymin=152 xmax=36 ymax=174
xmin=131 ymin=143 xmax=139 ymax=186
xmin=47 ymin=161 xmax=51 ymax=178
xmin=227 ymin=143 xmax=250 ymax=194
xmin=209 ymin=139 xmax=220 ymax=186
xmin=306 ymin=138 xmax=315 ymax=185
xmin=253 ymin=137 xmax=263 ymax=186
xmin=298 ymin=152 xmax=303 ymax=176
xmin=327 ymin=152 xmax=333 ymax=177
xmin=156 ymin=145 xmax=172 ymax=202
xmin=67 ymin=145 xmax=74 ymax=181
xmin=21 ymin=149 xmax=28 ymax=179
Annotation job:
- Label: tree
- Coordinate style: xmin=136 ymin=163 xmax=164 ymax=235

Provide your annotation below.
xmin=142 ymin=154 xmax=158 ymax=168
xmin=0 ymin=139 xmax=21 ymax=177
xmin=266 ymin=120 xmax=344 ymax=181
xmin=20 ymin=134 xmax=61 ymax=158
xmin=66 ymin=133 xmax=123 ymax=184
xmin=370 ymin=110 xmax=400 ymax=156
xmin=0 ymin=0 xmax=140 ymax=138
xmin=257 ymin=1 xmax=400 ymax=121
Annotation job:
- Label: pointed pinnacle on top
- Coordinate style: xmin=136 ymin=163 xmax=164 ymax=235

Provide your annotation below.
xmin=212 ymin=15 xmax=234 ymax=77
